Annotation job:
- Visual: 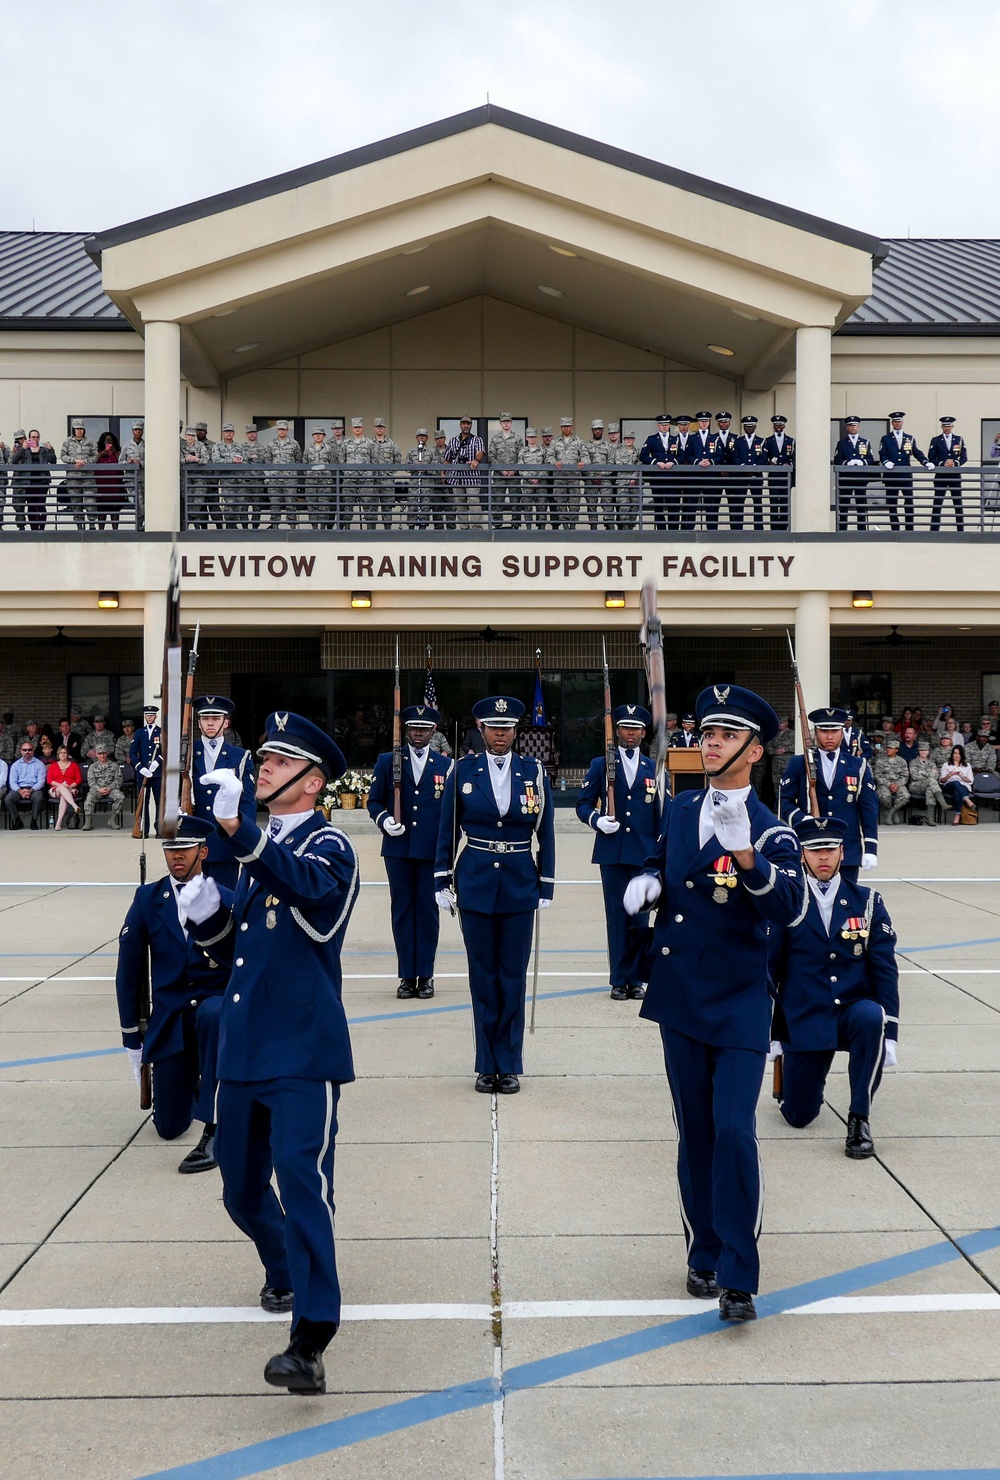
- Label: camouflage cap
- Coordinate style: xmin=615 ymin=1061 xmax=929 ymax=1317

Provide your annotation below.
xmin=244 ymin=423 xmax=257 ymax=433
xmin=71 ymin=417 xmax=85 ymax=428
xmin=499 ymin=411 xmax=513 ymax=421
xmin=184 ymin=426 xmax=198 ymax=435
xmin=434 ymin=427 xmax=447 ymax=437
xmin=415 ymin=428 xmax=429 ymax=436
xmin=541 ymin=427 xmax=553 ymax=436
xmin=525 ymin=427 xmax=538 ymax=436
xmin=331 ymin=419 xmax=344 ymax=429
xmin=94 ymin=737 xmax=113 ymax=754
xmin=312 ymin=425 xmax=326 ymax=434
xmin=195 ymin=422 xmax=208 ymax=432
xmin=608 ymin=423 xmax=620 ymax=433
xmin=560 ymin=416 xmax=573 ymax=425
xmin=222 ymin=423 xmax=234 ymax=432
xmin=373 ymin=417 xmax=386 ymax=428
xmin=92 ymin=713 xmax=105 ymax=722
xmin=623 ymin=429 xmax=636 ymax=438
xmin=13 ymin=428 xmax=26 ymax=439
xmin=131 ymin=418 xmax=144 ymax=430
xmin=351 ymin=417 xmax=364 ymax=428
xmin=274 ymin=419 xmax=289 ymax=430
xmin=459 ymin=414 xmax=473 ymax=423
xmin=591 ymin=419 xmax=604 ymax=429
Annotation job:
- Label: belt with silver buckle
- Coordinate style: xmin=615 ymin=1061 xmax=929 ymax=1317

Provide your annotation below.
xmin=466 ymin=837 xmax=531 ymax=854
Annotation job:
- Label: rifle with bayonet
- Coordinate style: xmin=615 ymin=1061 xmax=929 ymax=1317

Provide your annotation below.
xmin=640 ymin=578 xmax=668 ymax=806
xmin=392 ymin=635 xmax=402 ymax=825
xmin=178 ymin=622 xmax=201 ymax=818
xmin=786 ymin=628 xmax=819 ymax=819
xmin=601 ymin=635 xmax=616 ymax=822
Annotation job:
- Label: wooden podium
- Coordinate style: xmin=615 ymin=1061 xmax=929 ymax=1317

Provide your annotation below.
xmin=667 ymin=747 xmax=706 ymax=794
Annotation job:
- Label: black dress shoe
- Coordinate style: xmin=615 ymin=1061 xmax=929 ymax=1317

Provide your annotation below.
xmin=496 ymin=1073 xmax=520 ymax=1095
xmin=264 ymin=1344 xmax=325 ymax=1393
xmin=10 ymin=820 xmax=23 ymax=831
xmin=260 ymin=1284 xmax=294 ymax=1314
xmin=719 ymin=1288 xmax=756 ymax=1322
xmin=475 ymin=1073 xmax=496 ymax=1094
xmin=396 ymin=979 xmax=417 ymax=999
xmin=845 ymin=1112 xmax=875 ymax=1159
xmin=686 ymin=1268 xmax=720 ymax=1299
xmin=626 ymin=984 xmax=646 ymax=1000
xmin=416 ymin=977 xmax=435 ymax=998
xmin=178 ymin=1123 xmax=217 ymax=1174
xmin=609 ymin=984 xmax=628 ymax=1001
xmin=30 ymin=819 xmax=38 ymax=830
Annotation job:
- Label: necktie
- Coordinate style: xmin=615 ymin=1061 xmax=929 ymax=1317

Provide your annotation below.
xmin=818 ymin=881 xmax=830 ymax=894
xmin=268 ymin=817 xmax=282 ymax=839
xmin=625 ymin=748 xmax=635 ymax=760
xmin=413 ymin=749 xmax=425 ymax=760
xmin=494 ymin=758 xmax=504 ymax=769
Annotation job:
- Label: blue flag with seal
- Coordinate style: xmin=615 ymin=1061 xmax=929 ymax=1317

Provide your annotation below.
xmin=532 ymin=656 xmax=546 ymax=727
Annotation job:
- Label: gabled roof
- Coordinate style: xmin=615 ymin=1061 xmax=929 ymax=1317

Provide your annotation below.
xmin=0 ymin=231 xmax=127 ymax=329
xmin=841 ymin=239 xmax=1000 ymax=334
xmin=86 ymin=104 xmax=888 ymax=260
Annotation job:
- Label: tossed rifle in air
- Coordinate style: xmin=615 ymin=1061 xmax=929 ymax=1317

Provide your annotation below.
xmin=786 ymin=629 xmax=820 ymax=819
xmin=639 ymin=578 xmax=668 ymax=806
xmin=178 ymin=622 xmax=201 ymax=818
xmin=392 ymin=636 xmax=402 ymax=825
xmin=158 ymin=551 xmax=184 ymax=843
xmin=601 ymin=635 xmax=616 ymax=822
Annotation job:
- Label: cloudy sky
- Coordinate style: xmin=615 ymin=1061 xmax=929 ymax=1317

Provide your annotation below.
xmin=10 ymin=0 xmax=997 ymax=239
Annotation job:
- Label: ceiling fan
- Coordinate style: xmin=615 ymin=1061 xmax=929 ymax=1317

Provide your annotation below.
xmin=27 ymin=627 xmax=96 ymax=648
xmin=447 ymin=626 xmax=520 ymax=644
xmin=861 ymin=625 xmax=931 ymax=647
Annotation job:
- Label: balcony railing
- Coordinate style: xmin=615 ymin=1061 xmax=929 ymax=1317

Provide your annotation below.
xmin=833 ymin=466 xmax=999 ymax=532
xmin=180 ymin=464 xmax=793 ymax=533
xmin=0 ymin=463 xmax=141 ymax=532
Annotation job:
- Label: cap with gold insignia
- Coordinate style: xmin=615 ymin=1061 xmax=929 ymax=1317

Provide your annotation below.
xmin=194 ymin=696 xmax=235 ymax=717
xmin=613 ymin=704 xmax=651 ymax=727
xmin=257 ymin=710 xmax=346 ymax=779
xmin=795 ymin=816 xmax=848 ymax=849
xmin=808 ymin=706 xmax=849 ymax=730
xmin=696 ymin=683 xmax=779 ymax=743
xmin=401 ymin=705 xmax=440 ymax=727
xmin=472 ymin=695 xmax=524 ymax=727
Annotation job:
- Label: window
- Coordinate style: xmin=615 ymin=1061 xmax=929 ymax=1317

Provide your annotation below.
xmin=68 ymin=674 xmax=143 ymax=729
xmin=485 ymin=417 xmax=527 ymax=448
xmin=983 ymin=675 xmax=1000 ymax=712
xmin=253 ymin=416 xmax=303 ymax=448
xmin=64 ymin=416 xmax=142 ymax=447
xmin=302 ymin=417 xmax=345 ymax=442
xmin=830 ymin=673 xmax=892 ymax=726
xmin=830 ymin=419 xmax=885 ymax=460
xmin=621 ymin=418 xmax=660 ymax=445
xmin=437 ymin=417 xmax=489 ymax=444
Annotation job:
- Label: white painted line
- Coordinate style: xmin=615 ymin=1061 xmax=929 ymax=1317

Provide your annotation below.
xmin=3 ymin=1294 xmax=997 ymax=1327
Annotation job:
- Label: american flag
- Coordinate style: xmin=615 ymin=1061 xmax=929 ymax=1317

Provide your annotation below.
xmin=423 ymin=664 xmax=437 ymax=709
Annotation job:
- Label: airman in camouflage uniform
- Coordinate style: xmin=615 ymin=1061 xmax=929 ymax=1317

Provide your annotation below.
xmin=767 ymin=721 xmax=797 ymax=796
xmin=489 ymin=413 xmax=524 ymax=528
xmin=194 ymin=422 xmax=215 ymax=457
xmin=404 ymin=429 xmax=438 ymax=529
xmin=118 ymin=419 xmax=145 ymax=528
xmin=81 ymin=717 xmax=117 ymax=766
xmin=82 ymin=741 xmax=125 ymax=830
xmin=181 ymin=426 xmax=212 ymax=529
xmin=236 ymin=425 xmax=268 ymax=529
xmin=265 ymin=420 xmax=302 ymax=528
xmin=608 ymin=425 xmax=641 ymax=529
xmin=369 ymin=419 xmax=402 ymax=529
xmin=907 ymin=740 xmax=945 ymax=824
xmin=873 ymin=735 xmax=910 ymax=822
xmin=302 ymin=427 xmax=334 ymax=528
xmin=517 ymin=429 xmax=548 ymax=529
xmin=326 ymin=420 xmax=347 ymax=527
xmin=58 ymin=418 xmax=96 ymax=531
xmin=432 ymin=429 xmax=453 ymax=528
xmin=548 ymin=417 xmax=590 ymax=529
xmin=583 ymin=419 xmax=611 ymax=530
xmin=210 ymin=424 xmax=246 ymax=528
xmin=0 ymin=720 xmax=15 ymax=764
xmin=343 ymin=418 xmax=375 ymax=529
xmin=966 ymin=733 xmax=997 ymax=775
xmin=115 ymin=722 xmax=136 ymax=767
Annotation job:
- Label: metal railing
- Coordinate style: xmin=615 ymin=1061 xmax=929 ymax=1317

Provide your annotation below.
xmin=0 ymin=463 xmax=141 ymax=532
xmin=833 ymin=466 xmax=1000 ymax=533
xmin=180 ymin=463 xmax=793 ymax=533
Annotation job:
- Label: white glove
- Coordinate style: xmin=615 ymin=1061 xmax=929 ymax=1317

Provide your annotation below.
xmin=861 ymin=853 xmax=878 ymax=871
xmin=138 ymin=766 xmax=152 ymax=778
xmin=125 ymin=1046 xmax=143 ymax=1085
xmin=882 ymin=461 xmax=894 ymax=469
xmin=766 ymin=1040 xmax=783 ymax=1063
xmin=537 ymin=898 xmax=551 ymax=910
xmin=177 ymin=873 xmax=221 ymax=925
xmin=435 ymin=887 xmax=456 ymax=912
xmin=596 ymin=816 xmax=620 ymax=834
xmin=623 ymin=874 xmax=661 ymax=915
xmin=710 ymin=792 xmax=752 ymax=854
xmin=200 ymin=768 xmax=242 ymax=821
xmin=382 ymin=818 xmax=406 ymax=837
xmin=847 ymin=458 xmax=863 ymax=467
xmin=925 ymin=461 xmax=934 ymax=470
xmin=883 ymin=1040 xmax=897 ymax=1068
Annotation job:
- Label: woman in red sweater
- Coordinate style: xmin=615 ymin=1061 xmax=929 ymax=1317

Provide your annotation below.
xmin=47 ymin=746 xmax=82 ymax=829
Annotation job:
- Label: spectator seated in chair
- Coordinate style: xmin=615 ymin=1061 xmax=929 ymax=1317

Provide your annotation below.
xmin=940 ymin=746 xmax=976 ymax=826
xmin=47 ymin=746 xmax=82 ymax=829
xmin=4 ymin=741 xmax=47 ymax=828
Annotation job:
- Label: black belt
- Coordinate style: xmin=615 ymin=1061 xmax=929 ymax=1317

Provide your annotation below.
xmin=465 ymin=837 xmax=532 ymax=854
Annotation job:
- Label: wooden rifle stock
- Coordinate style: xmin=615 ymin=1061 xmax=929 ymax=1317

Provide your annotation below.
xmin=641 ymin=579 xmax=669 ymax=805
xmin=131 ymin=781 xmax=146 ymax=839
xmin=177 ymin=623 xmax=201 ymax=817
xmin=786 ymin=629 xmax=820 ymax=818
xmin=392 ymin=635 xmax=402 ymax=824
xmin=601 ymin=635 xmax=616 ymax=820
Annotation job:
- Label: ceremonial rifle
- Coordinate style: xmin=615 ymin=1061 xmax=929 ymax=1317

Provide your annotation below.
xmin=178 ymin=622 xmax=201 ymax=817
xmin=786 ymin=629 xmax=819 ymax=819
xmin=601 ymin=635 xmax=616 ymax=821
xmin=640 ymin=578 xmax=668 ymax=806
xmin=392 ymin=635 xmax=402 ymax=825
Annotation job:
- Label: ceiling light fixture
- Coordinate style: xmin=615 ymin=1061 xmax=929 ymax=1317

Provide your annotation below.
xmin=406 ymin=284 xmax=430 ymax=296
xmin=234 ymin=341 xmax=260 ymax=353
xmin=549 ymin=244 xmax=577 ymax=258
xmin=97 ymin=591 xmax=120 ymax=610
xmin=852 ymin=591 xmax=875 ymax=609
xmin=538 ymin=284 xmax=564 ymax=298
xmin=351 ymin=591 xmax=372 ymax=610
xmin=707 ymin=343 xmax=736 ymax=356
xmin=604 ymin=591 xmax=626 ymax=609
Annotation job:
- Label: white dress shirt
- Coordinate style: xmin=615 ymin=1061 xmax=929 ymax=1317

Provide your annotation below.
xmin=201 ymin=734 xmax=225 ymax=769
xmin=698 ymin=783 xmax=752 ymax=850
xmin=168 ymin=876 xmax=189 ymax=939
xmin=266 ymin=807 xmax=316 ymax=843
xmin=409 ymin=744 xmax=428 ymax=783
xmin=818 ymin=746 xmax=841 ymax=790
xmin=488 ymin=753 xmax=512 ymax=816
xmin=807 ymin=872 xmax=840 ymax=934
xmin=618 ymin=745 xmax=640 ymax=788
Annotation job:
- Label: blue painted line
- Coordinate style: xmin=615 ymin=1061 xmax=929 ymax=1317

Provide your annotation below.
xmin=135 ymin=1226 xmax=1000 ymax=1480
xmin=898 ymin=935 xmax=1000 ymax=954
xmin=0 ymin=1046 xmax=120 ymax=1069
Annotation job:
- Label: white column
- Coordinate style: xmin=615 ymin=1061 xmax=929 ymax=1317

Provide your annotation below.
xmin=143 ymin=320 xmax=181 ymax=532
xmin=793 ymin=325 xmax=833 ymax=533
xmin=794 ymin=590 xmax=831 ymax=749
xmin=143 ymin=589 xmax=167 ymax=708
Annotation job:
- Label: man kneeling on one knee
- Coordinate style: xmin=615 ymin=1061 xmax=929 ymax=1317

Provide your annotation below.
xmin=115 ymin=815 xmax=229 ymax=1173
xmin=768 ymin=815 xmax=899 ymax=1160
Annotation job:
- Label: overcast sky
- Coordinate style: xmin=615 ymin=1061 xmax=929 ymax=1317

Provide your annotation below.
xmin=10 ymin=0 xmax=998 ymax=239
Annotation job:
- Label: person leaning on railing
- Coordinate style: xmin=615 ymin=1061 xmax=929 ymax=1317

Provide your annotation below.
xmin=58 ymin=417 xmax=97 ymax=531
xmin=10 ymin=429 xmax=56 ymax=532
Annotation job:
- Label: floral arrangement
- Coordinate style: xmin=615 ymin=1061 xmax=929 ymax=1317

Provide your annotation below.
xmin=323 ymin=769 xmax=374 ymax=807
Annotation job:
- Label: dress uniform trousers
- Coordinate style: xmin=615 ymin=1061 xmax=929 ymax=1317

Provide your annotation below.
xmin=151 ymin=995 xmax=222 ymax=1140
xmin=781 ymin=999 xmax=885 ymax=1126
xmin=660 ymin=1026 xmax=765 ymax=1294
xmin=384 ymin=856 xmax=439 ymax=980
xmin=600 ymin=863 xmax=651 ymax=988
xmin=460 ymin=909 xmax=535 ymax=1075
xmin=216 ymin=1077 xmax=342 ymax=1346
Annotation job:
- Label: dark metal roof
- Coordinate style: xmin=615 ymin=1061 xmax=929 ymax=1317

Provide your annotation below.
xmin=0 ymin=231 xmax=127 ymax=329
xmin=841 ymin=239 xmax=1000 ymax=335
xmin=86 ymin=105 xmax=888 ymax=261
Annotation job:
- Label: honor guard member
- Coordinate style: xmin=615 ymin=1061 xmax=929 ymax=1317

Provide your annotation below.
xmin=779 ymin=706 xmax=879 ymax=885
xmin=769 ymin=816 xmax=899 ymax=1159
xmin=179 ymin=711 xmax=360 ymax=1395
xmin=191 ymin=696 xmax=256 ymax=891
xmin=434 ymin=696 xmax=555 ymax=1095
xmin=367 ymin=704 xmax=451 ymax=999
xmin=116 ymin=816 xmax=230 ymax=1173
xmin=671 ymin=713 xmax=700 ymax=747
xmin=688 ymin=410 xmax=725 ymax=530
xmin=638 ymin=415 xmax=680 ymax=532
xmin=834 ymin=416 xmax=877 ymax=531
xmin=728 ymin=415 xmax=767 ymax=531
xmin=842 ymin=708 xmax=874 ymax=761
xmin=879 ymin=412 xmax=931 ymax=533
xmin=577 ymin=703 xmax=663 ymax=1001
xmin=761 ymin=414 xmax=795 ymax=530
xmin=131 ymin=704 xmax=162 ymax=831
xmin=928 ymin=415 xmax=967 ymax=532
xmin=624 ymin=684 xmax=804 ymax=1322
